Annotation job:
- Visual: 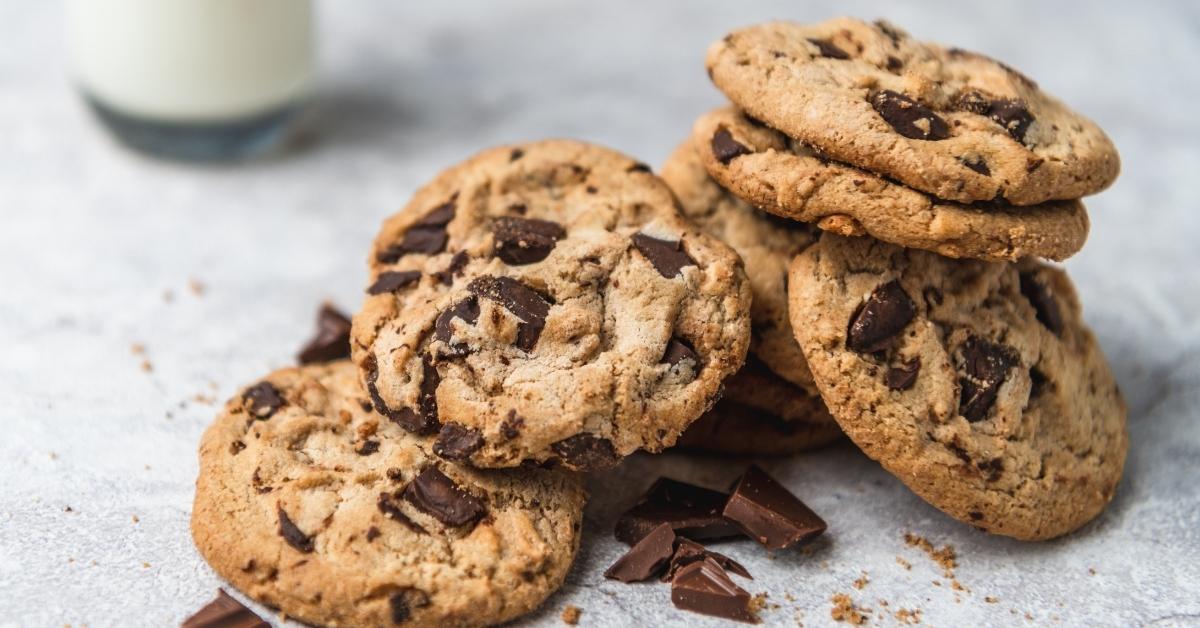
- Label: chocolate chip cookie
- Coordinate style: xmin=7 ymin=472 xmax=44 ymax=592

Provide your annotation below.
xmin=788 ymin=235 xmax=1127 ymax=540
xmin=707 ymin=18 xmax=1119 ymax=205
xmin=675 ymin=357 xmax=841 ymax=456
xmin=192 ymin=361 xmax=586 ymax=627
xmin=694 ymin=106 xmax=1091 ymax=262
xmin=660 ymin=136 xmax=818 ymax=389
xmin=352 ymin=140 xmax=752 ymax=471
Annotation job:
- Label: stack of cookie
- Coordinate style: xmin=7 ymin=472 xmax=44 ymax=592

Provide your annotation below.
xmin=680 ymin=17 xmax=1127 ymax=540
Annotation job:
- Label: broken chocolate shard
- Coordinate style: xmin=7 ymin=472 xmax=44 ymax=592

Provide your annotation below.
xmin=376 ymin=198 xmax=457 ymax=263
xmin=277 ymin=505 xmax=314 ymax=553
xmin=367 ymin=270 xmax=422 ymax=295
xmin=604 ymin=522 xmax=677 ymax=583
xmin=661 ymin=336 xmax=699 ymax=368
xmin=722 ymin=465 xmax=826 ymax=551
xmin=711 ymin=128 xmax=752 ymax=164
xmin=297 ymin=304 xmax=352 ymax=364
xmin=670 ymin=557 xmax=758 ymax=624
xmin=846 ymin=280 xmax=916 ymax=353
xmin=493 ymin=216 xmax=566 ymax=265
xmin=243 ymin=382 xmax=285 ymax=420
xmin=807 ymin=37 xmax=850 ymax=59
xmin=182 ymin=589 xmax=269 ymax=628
xmin=663 ymin=538 xmax=752 ymax=582
xmin=467 ymin=275 xmax=552 ymax=352
xmin=433 ymin=423 xmax=484 ymax=461
xmin=957 ymin=336 xmax=1019 ymax=422
xmin=614 ymin=478 xmax=741 ymax=545
xmin=551 ymin=433 xmax=619 ymax=471
xmin=631 ymin=233 xmax=696 ymax=278
xmin=433 ymin=296 xmax=481 ymax=357
xmin=356 ymin=439 xmax=380 ymax=456
xmin=433 ymin=251 xmax=470 ymax=286
xmin=403 ymin=467 xmax=486 ymax=527
xmin=886 ymin=358 xmax=921 ymax=391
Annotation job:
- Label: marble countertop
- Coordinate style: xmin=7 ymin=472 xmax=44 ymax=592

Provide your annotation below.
xmin=2 ymin=2 xmax=1197 ymax=626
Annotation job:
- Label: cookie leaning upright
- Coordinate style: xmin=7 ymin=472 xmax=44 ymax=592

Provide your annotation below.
xmin=706 ymin=18 xmax=1119 ymax=205
xmin=192 ymin=361 xmax=585 ymax=628
xmin=787 ymin=235 xmax=1127 ymax=540
xmin=352 ymin=140 xmax=752 ymax=471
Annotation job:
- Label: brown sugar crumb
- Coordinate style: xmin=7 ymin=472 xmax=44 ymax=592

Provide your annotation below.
xmin=560 ymin=605 xmax=581 ymax=625
xmin=830 ymin=593 xmax=870 ymax=624
xmin=894 ymin=608 xmax=923 ymax=624
xmin=903 ymin=533 xmax=957 ymax=578
xmin=985 ymin=596 xmax=999 ymax=604
xmin=853 ymin=572 xmax=870 ymax=590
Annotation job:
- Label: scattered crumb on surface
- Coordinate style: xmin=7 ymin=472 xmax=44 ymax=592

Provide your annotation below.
xmin=192 ymin=393 xmax=216 ymax=405
xmin=985 ymin=596 xmax=999 ymax=604
xmin=894 ymin=608 xmax=923 ymax=624
xmin=749 ymin=592 xmax=770 ymax=616
xmin=188 ymin=278 xmax=206 ymax=296
xmin=130 ymin=343 xmax=145 ymax=355
xmin=162 ymin=289 xmax=174 ymax=303
xmin=853 ymin=572 xmax=870 ymax=590
xmin=140 ymin=359 xmax=153 ymax=373
xmin=1088 ymin=567 xmax=1096 ymax=576
xmin=785 ymin=593 xmax=796 ymax=602
xmin=63 ymin=506 xmax=73 ymax=512
xmin=895 ymin=556 xmax=911 ymax=570
xmin=131 ymin=514 xmax=139 ymax=524
xmin=49 ymin=451 xmax=58 ymax=460
xmin=903 ymin=533 xmax=957 ymax=578
xmin=560 ymin=605 xmax=581 ymax=625
xmin=830 ymin=593 xmax=869 ymax=625
xmin=141 ymin=562 xmax=150 ymax=569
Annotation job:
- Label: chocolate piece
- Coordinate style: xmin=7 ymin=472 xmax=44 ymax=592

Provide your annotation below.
xmin=807 ymin=37 xmax=849 ymax=59
xmin=376 ymin=198 xmax=456 ymax=263
xmin=987 ymin=99 xmax=1035 ymax=143
xmin=433 ymin=423 xmax=484 ymax=461
xmin=365 ymin=526 xmax=381 ymax=541
xmin=631 ymin=233 xmax=696 ymax=278
xmin=377 ymin=491 xmax=428 ymax=534
xmin=874 ymin=19 xmax=905 ymax=46
xmin=663 ymin=538 xmax=752 ymax=582
xmin=509 ymin=148 xmax=525 ymax=161
xmin=243 ymin=382 xmax=285 ymax=420
xmin=886 ymin=55 xmax=904 ymax=71
xmin=711 ymin=128 xmax=752 ymax=164
xmin=670 ymin=557 xmax=757 ymax=624
xmin=960 ymin=156 xmax=991 ymax=176
xmin=957 ymin=336 xmax=1019 ymax=422
xmin=367 ymin=270 xmax=422 ymax=295
xmin=467 ymin=275 xmax=552 ymax=352
xmin=628 ymin=162 xmax=652 ymax=173
xmin=614 ymin=478 xmax=741 ymax=545
xmin=661 ymin=337 xmax=699 ymax=369
xmin=493 ymin=216 xmax=566 ymax=265
xmin=500 ymin=411 xmax=524 ymax=440
xmin=604 ymin=522 xmax=677 ymax=582
xmin=365 ymin=355 xmax=426 ymax=434
xmin=886 ymin=358 xmax=921 ymax=391
xmin=433 ymin=296 xmax=481 ymax=357
xmin=277 ymin=506 xmax=314 ymax=553
xmin=1019 ymin=273 xmax=1063 ymax=335
xmin=722 ymin=465 xmax=826 ymax=550
xmin=356 ymin=439 xmax=380 ymax=456
xmin=870 ymin=90 xmax=950 ymax=141
xmin=846 ymin=280 xmax=916 ymax=353
xmin=551 ymin=433 xmax=619 ymax=471
xmin=433 ymin=251 xmax=470 ymax=286
xmin=297 ymin=304 xmax=352 ymax=364
xmin=183 ymin=589 xmax=268 ymax=628
xmin=388 ymin=589 xmax=429 ymax=624
xmin=403 ymin=467 xmax=486 ymax=527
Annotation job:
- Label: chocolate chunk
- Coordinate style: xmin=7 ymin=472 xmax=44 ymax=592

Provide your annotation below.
xmin=846 ymin=280 xmax=916 ymax=353
xmin=604 ymin=522 xmax=676 ymax=583
xmin=433 ymin=251 xmax=469 ymax=286
xmin=807 ymin=37 xmax=849 ymax=59
xmin=377 ymin=491 xmax=428 ymax=534
xmin=957 ymin=336 xmax=1019 ymax=422
xmin=663 ymin=538 xmax=752 ymax=582
xmin=874 ymin=19 xmax=905 ymax=46
xmin=670 ymin=557 xmax=757 ymax=624
xmin=277 ymin=506 xmax=314 ymax=553
xmin=551 ymin=433 xmax=619 ymax=471
xmin=433 ymin=423 xmax=484 ymax=461
xmin=500 ymin=411 xmax=524 ymax=440
xmin=614 ymin=478 xmax=742 ymax=545
xmin=414 ymin=357 xmax=441 ymax=432
xmin=376 ymin=198 xmax=456 ymax=263
xmin=886 ymin=55 xmax=904 ymax=71
xmin=365 ymin=526 xmax=381 ymax=541
xmin=886 ymin=358 xmax=921 ymax=391
xmin=367 ymin=271 xmax=422 ymax=295
xmin=362 ymin=355 xmax=440 ymax=435
xmin=403 ymin=467 xmax=486 ymax=527
xmin=467 ymin=276 xmax=552 ymax=352
xmin=711 ymin=128 xmax=752 ymax=164
xmin=297 ymin=304 xmax=352 ymax=364
xmin=632 ymin=233 xmax=696 ymax=278
xmin=1019 ymin=272 xmax=1063 ymax=335
xmin=183 ymin=589 xmax=268 ymax=628
xmin=509 ymin=148 xmax=524 ymax=161
xmin=870 ymin=90 xmax=950 ymax=141
xmin=388 ymin=589 xmax=429 ymax=624
xmin=628 ymin=162 xmax=652 ymax=173
xmin=722 ymin=465 xmax=826 ymax=550
xmin=661 ymin=337 xmax=700 ymax=371
xmin=493 ymin=216 xmax=566 ymax=265
xmin=1029 ymin=367 xmax=1050 ymax=399
xmin=356 ymin=439 xmax=380 ymax=456
xmin=987 ymin=99 xmax=1035 ymax=143
xmin=960 ymin=156 xmax=991 ymax=176
xmin=230 ymin=440 xmax=245 ymax=455
xmin=433 ymin=296 xmax=480 ymax=357
xmin=955 ymin=90 xmax=991 ymax=115
xmin=243 ymin=382 xmax=285 ymax=420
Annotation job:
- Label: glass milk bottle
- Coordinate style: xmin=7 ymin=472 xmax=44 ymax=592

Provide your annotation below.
xmin=67 ymin=0 xmax=315 ymax=160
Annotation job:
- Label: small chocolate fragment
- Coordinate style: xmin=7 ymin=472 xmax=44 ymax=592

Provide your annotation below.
xmin=433 ymin=296 xmax=481 ymax=357
xmin=661 ymin=337 xmax=699 ymax=368
xmin=356 ymin=439 xmax=380 ymax=456
xmin=467 ymin=275 xmax=552 ymax=352
xmin=243 ymin=382 xmax=285 ymax=420
xmin=957 ymin=336 xmax=1019 ymax=422
xmin=277 ymin=506 xmax=314 ymax=553
xmin=433 ymin=251 xmax=469 ymax=286
xmin=604 ymin=522 xmax=676 ymax=583
xmin=886 ymin=358 xmax=921 ymax=391
xmin=297 ymin=304 xmax=353 ymax=364
xmin=631 ymin=233 xmax=696 ymax=278
xmin=870 ymin=90 xmax=950 ymax=141
xmin=722 ymin=465 xmax=826 ymax=550
xmin=509 ymin=148 xmax=525 ymax=161
xmin=960 ymin=156 xmax=991 ymax=176
xmin=987 ymin=99 xmax=1035 ymax=143
xmin=614 ymin=478 xmax=742 ymax=545
xmin=551 ymin=434 xmax=619 ymax=471
xmin=403 ymin=467 xmax=486 ymax=527
xmin=670 ymin=557 xmax=758 ymax=624
xmin=711 ymin=128 xmax=752 ymax=164
xmin=1019 ymin=272 xmax=1063 ymax=335
xmin=846 ymin=280 xmax=917 ymax=353
xmin=376 ymin=198 xmax=457 ymax=263
xmin=663 ymin=538 xmax=752 ymax=582
xmin=367 ymin=270 xmax=422 ymax=295
xmin=377 ymin=491 xmax=428 ymax=534
xmin=433 ymin=423 xmax=484 ymax=461
xmin=493 ymin=216 xmax=566 ymax=265
xmin=500 ymin=411 xmax=524 ymax=440
xmin=807 ymin=37 xmax=849 ymax=59
xmin=365 ymin=526 xmax=381 ymax=541
xmin=628 ymin=162 xmax=652 ymax=173
xmin=413 ymin=357 xmax=441 ymax=433
xmin=182 ymin=589 xmax=268 ymax=628
xmin=388 ymin=589 xmax=429 ymax=624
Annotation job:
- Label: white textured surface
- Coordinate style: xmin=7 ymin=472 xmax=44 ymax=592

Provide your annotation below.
xmin=1 ymin=2 xmax=1198 ymax=627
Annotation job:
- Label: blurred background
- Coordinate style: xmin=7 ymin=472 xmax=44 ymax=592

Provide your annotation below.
xmin=1 ymin=1 xmax=1197 ymax=626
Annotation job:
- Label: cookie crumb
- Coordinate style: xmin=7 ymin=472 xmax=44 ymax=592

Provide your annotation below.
xmin=985 ymin=596 xmax=999 ymax=604
xmin=131 ymin=514 xmax=139 ymax=524
xmin=560 ymin=605 xmax=581 ymax=625
xmin=140 ymin=359 xmax=153 ymax=373
xmin=189 ymin=278 xmax=206 ymax=296
xmin=903 ymin=533 xmax=957 ymax=578
xmin=162 ymin=289 xmax=175 ymax=303
xmin=894 ymin=608 xmax=923 ymax=624
xmin=1088 ymin=567 xmax=1096 ymax=576
xmin=830 ymin=593 xmax=869 ymax=624
xmin=130 ymin=343 xmax=145 ymax=355
xmin=895 ymin=556 xmax=911 ymax=570
xmin=750 ymin=592 xmax=770 ymax=614
xmin=853 ymin=572 xmax=870 ymax=590
xmin=141 ymin=562 xmax=151 ymax=568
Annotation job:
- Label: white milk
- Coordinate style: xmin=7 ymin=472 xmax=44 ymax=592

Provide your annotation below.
xmin=67 ymin=0 xmax=314 ymax=123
